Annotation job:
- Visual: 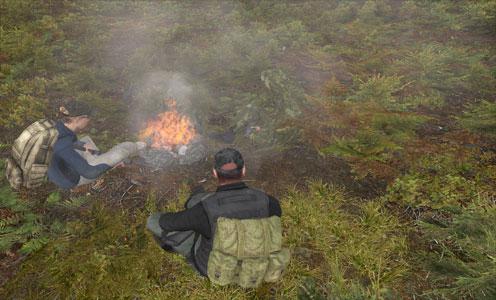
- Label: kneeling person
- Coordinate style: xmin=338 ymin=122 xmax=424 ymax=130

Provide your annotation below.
xmin=147 ymin=148 xmax=290 ymax=288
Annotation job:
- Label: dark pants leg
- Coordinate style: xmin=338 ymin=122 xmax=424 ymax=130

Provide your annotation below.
xmin=146 ymin=213 xmax=203 ymax=275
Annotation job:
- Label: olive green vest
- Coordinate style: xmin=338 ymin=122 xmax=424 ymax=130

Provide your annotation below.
xmin=192 ymin=187 xmax=290 ymax=288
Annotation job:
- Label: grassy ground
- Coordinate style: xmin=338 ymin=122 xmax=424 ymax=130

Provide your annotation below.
xmin=1 ymin=1 xmax=495 ymax=299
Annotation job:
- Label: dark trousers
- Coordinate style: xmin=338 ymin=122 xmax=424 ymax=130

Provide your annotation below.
xmin=146 ymin=186 xmax=207 ymax=276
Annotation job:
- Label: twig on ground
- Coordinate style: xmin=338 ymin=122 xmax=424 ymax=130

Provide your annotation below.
xmin=157 ymin=188 xmax=173 ymax=205
xmin=120 ymin=183 xmax=135 ymax=203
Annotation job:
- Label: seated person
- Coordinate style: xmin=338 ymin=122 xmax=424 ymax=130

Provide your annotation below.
xmin=147 ymin=148 xmax=287 ymax=287
xmin=47 ymin=101 xmax=146 ymax=189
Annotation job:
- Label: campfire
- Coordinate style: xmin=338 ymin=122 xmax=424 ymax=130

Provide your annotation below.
xmin=140 ymin=99 xmax=196 ymax=150
xmin=138 ymin=98 xmax=206 ymax=168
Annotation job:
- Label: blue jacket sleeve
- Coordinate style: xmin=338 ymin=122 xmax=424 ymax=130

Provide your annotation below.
xmin=58 ymin=146 xmax=111 ymax=179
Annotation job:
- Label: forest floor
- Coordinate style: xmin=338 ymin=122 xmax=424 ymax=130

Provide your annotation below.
xmin=1 ymin=1 xmax=495 ymax=299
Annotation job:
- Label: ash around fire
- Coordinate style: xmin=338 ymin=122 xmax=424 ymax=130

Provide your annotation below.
xmin=137 ymin=140 xmax=207 ymax=169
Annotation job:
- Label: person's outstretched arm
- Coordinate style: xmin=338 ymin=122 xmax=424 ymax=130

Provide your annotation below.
xmin=58 ymin=145 xmax=111 ymax=179
xmin=159 ymin=203 xmax=212 ymax=239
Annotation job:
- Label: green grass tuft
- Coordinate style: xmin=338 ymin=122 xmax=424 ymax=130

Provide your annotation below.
xmin=1 ymin=182 xmax=411 ymax=299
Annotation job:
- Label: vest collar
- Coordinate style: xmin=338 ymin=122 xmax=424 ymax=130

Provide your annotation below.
xmin=216 ymin=181 xmax=247 ymax=192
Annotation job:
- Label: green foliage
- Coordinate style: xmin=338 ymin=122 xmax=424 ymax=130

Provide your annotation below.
xmin=458 ymin=100 xmax=496 ymax=139
xmin=323 ymin=111 xmax=427 ymax=170
xmin=1 ymin=181 xmax=410 ymax=299
xmin=349 ymin=74 xmax=403 ymax=108
xmin=427 ymin=0 xmax=496 ymax=34
xmin=0 ymin=15 xmax=64 ymax=79
xmin=391 ymin=43 xmax=496 ymax=100
xmin=384 ymin=152 xmax=494 ymax=210
xmin=347 ymin=74 xmax=445 ymax=112
xmin=2 ymin=202 xmax=164 ymax=299
xmin=0 ymin=186 xmax=47 ymax=255
xmin=261 ymin=69 xmax=305 ymax=117
xmin=271 ymin=20 xmax=316 ymax=50
xmin=382 ymin=146 xmax=496 ymax=298
xmin=56 ymin=196 xmax=89 ymax=210
xmin=386 ymin=172 xmax=479 ymax=210
xmin=282 ymin=181 xmax=409 ymax=299
xmin=324 ymin=130 xmax=400 ymax=163
xmin=1 ymin=0 xmax=495 ymax=298
xmin=45 ymin=192 xmax=61 ymax=205
xmin=0 ymin=77 xmax=48 ymax=128
xmin=419 ymin=202 xmax=496 ymax=299
xmin=0 ymin=0 xmax=61 ymax=29
xmin=462 ymin=1 xmax=496 ymax=33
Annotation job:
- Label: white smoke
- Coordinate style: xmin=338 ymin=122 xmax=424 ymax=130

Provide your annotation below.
xmin=128 ymin=71 xmax=194 ymax=133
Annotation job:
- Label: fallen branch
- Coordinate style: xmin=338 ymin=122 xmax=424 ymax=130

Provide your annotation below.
xmin=120 ymin=184 xmax=135 ymax=202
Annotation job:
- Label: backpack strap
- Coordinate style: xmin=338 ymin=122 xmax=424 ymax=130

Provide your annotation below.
xmin=19 ymin=131 xmax=39 ymax=168
xmin=34 ymin=131 xmax=50 ymax=165
xmin=34 ymin=123 xmax=58 ymax=165
xmin=15 ymin=119 xmax=55 ymax=168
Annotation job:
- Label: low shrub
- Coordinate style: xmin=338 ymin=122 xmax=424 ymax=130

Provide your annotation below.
xmin=0 ymin=186 xmax=48 ymax=255
xmin=418 ymin=201 xmax=496 ymax=299
xmin=458 ymin=100 xmax=496 ymax=139
xmin=1 ymin=182 xmax=410 ymax=299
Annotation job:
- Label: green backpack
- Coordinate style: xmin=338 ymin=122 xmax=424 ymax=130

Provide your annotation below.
xmin=5 ymin=119 xmax=58 ymax=189
xmin=207 ymin=215 xmax=290 ymax=288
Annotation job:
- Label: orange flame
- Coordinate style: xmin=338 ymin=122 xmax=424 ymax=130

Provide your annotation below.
xmin=140 ymin=99 xmax=196 ymax=149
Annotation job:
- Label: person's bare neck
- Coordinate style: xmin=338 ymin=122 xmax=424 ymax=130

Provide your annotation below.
xmin=63 ymin=122 xmax=78 ymax=133
xmin=217 ymin=178 xmax=243 ymax=186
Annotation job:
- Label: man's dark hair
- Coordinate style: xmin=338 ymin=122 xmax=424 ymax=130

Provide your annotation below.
xmin=58 ymin=100 xmax=94 ymax=121
xmin=214 ymin=148 xmax=244 ymax=179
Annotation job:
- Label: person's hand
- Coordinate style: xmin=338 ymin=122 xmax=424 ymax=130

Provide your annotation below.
xmin=81 ymin=142 xmax=98 ymax=153
xmin=112 ymin=161 xmax=126 ymax=169
xmin=84 ymin=146 xmax=100 ymax=155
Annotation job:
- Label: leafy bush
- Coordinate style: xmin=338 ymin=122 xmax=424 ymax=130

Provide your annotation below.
xmin=1 ymin=182 xmax=411 ymax=299
xmin=427 ymin=0 xmax=496 ymax=34
xmin=384 ymin=151 xmax=492 ymax=211
xmin=0 ymin=186 xmax=48 ymax=255
xmin=0 ymin=77 xmax=49 ymax=129
xmin=1 ymin=0 xmax=495 ymax=298
xmin=386 ymin=172 xmax=479 ymax=210
xmin=418 ymin=202 xmax=496 ymax=299
xmin=381 ymin=146 xmax=496 ymax=298
xmin=462 ymin=1 xmax=496 ymax=33
xmin=282 ymin=181 xmax=409 ymax=299
xmin=391 ymin=43 xmax=495 ymax=100
xmin=271 ymin=21 xmax=316 ymax=50
xmin=348 ymin=74 xmax=403 ymax=108
xmin=321 ymin=109 xmax=427 ymax=179
xmin=0 ymin=0 xmax=61 ymax=29
xmin=458 ymin=100 xmax=496 ymax=139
